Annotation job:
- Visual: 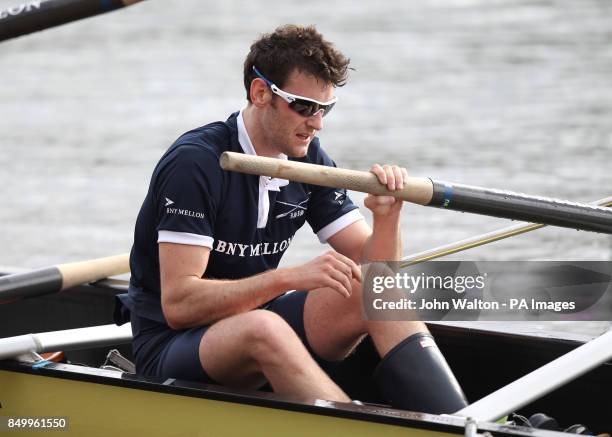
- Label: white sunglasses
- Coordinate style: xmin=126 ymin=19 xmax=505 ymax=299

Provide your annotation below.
xmin=252 ymin=66 xmax=338 ymax=117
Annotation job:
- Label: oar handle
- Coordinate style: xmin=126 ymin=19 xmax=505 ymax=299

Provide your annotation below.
xmin=220 ymin=152 xmax=612 ymax=234
xmin=219 ymin=151 xmax=434 ymax=205
xmin=58 ymin=253 xmax=129 ymax=289
xmin=0 ymin=253 xmax=129 ymax=302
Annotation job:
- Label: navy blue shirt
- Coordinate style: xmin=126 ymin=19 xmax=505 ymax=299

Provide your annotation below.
xmin=125 ymin=111 xmax=363 ymax=323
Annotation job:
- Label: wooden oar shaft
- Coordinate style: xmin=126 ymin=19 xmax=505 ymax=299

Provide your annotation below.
xmin=220 ymin=152 xmax=612 ymax=235
xmin=220 ymin=152 xmax=434 ymax=205
xmin=0 ymin=0 xmax=144 ymax=42
xmin=0 ymin=253 xmax=129 ymax=301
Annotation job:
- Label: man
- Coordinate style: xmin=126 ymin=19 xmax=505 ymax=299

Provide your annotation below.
xmin=118 ymin=24 xmax=467 ymax=414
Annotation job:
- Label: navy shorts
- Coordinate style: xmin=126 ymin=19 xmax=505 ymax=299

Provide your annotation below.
xmin=131 ymin=291 xmax=337 ymax=383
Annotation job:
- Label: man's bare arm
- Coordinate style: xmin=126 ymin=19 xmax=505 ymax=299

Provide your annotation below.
xmin=160 ymin=242 xmax=291 ymax=329
xmin=160 ymin=242 xmax=362 ymax=329
xmin=328 ymin=213 xmax=401 ymax=264
xmin=328 ymin=163 xmax=407 ymax=263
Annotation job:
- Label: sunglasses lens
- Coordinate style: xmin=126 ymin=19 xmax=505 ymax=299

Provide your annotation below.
xmin=290 ymin=100 xmax=317 ymax=117
xmin=290 ymin=100 xmax=335 ymax=117
xmin=321 ymin=102 xmax=335 ymax=116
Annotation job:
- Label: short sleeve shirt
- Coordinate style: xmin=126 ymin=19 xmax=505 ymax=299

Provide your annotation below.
xmin=126 ymin=111 xmax=363 ymax=322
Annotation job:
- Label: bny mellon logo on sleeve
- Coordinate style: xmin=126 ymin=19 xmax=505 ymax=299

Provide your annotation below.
xmin=164 ymin=197 xmax=206 ymax=220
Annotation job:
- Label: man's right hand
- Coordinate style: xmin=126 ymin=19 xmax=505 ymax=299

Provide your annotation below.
xmin=285 ymin=251 xmax=361 ymax=298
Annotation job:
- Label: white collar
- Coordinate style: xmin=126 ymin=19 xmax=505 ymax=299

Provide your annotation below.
xmin=236 ymin=109 xmax=277 ymax=156
xmin=237 ymin=109 xmax=289 ymax=228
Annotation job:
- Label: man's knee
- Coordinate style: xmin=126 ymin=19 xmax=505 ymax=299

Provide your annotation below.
xmin=245 ymin=310 xmax=299 ymax=358
xmin=337 ymin=278 xmax=367 ymax=322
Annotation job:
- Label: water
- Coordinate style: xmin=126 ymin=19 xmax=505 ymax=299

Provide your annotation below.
xmin=0 ymin=0 xmax=610 ymax=337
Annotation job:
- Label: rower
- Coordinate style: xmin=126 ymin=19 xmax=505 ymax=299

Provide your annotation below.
xmin=115 ymin=24 xmax=467 ymax=413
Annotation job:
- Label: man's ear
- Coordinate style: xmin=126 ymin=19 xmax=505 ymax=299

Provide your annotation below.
xmin=250 ymin=78 xmax=272 ymax=107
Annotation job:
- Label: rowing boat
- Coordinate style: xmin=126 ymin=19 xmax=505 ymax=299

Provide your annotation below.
xmin=0 ymin=123 xmax=608 ymax=437
xmin=1 ymin=3 xmax=611 ymax=435
xmin=1 ymin=272 xmax=610 ymax=435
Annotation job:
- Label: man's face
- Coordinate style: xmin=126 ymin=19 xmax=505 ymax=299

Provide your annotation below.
xmin=262 ymin=69 xmax=335 ymax=158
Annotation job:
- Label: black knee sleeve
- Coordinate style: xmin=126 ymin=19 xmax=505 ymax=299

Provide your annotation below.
xmin=373 ymin=332 xmax=468 ymax=414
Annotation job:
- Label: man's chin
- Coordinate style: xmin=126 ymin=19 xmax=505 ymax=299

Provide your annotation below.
xmin=287 ymin=144 xmax=309 ymax=158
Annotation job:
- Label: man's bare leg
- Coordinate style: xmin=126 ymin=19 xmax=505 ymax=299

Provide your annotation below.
xmin=199 ymin=309 xmax=349 ymax=403
xmin=303 ymin=278 xmax=427 ymax=361
xmin=303 ymin=279 xmax=467 ymax=413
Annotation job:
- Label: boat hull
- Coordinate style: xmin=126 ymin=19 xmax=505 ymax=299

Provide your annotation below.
xmin=1 ymin=274 xmax=611 ymax=433
xmin=0 ymin=360 xmax=564 ymax=437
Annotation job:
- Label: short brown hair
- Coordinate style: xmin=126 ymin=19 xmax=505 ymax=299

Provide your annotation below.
xmin=243 ymin=25 xmax=351 ymax=102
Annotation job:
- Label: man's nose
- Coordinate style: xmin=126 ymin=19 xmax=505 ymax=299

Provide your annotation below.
xmin=306 ymin=111 xmax=324 ymax=130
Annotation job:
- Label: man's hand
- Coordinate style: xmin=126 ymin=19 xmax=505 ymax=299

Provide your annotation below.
xmin=365 ymin=163 xmax=408 ymax=217
xmin=285 ymin=251 xmax=362 ymax=298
